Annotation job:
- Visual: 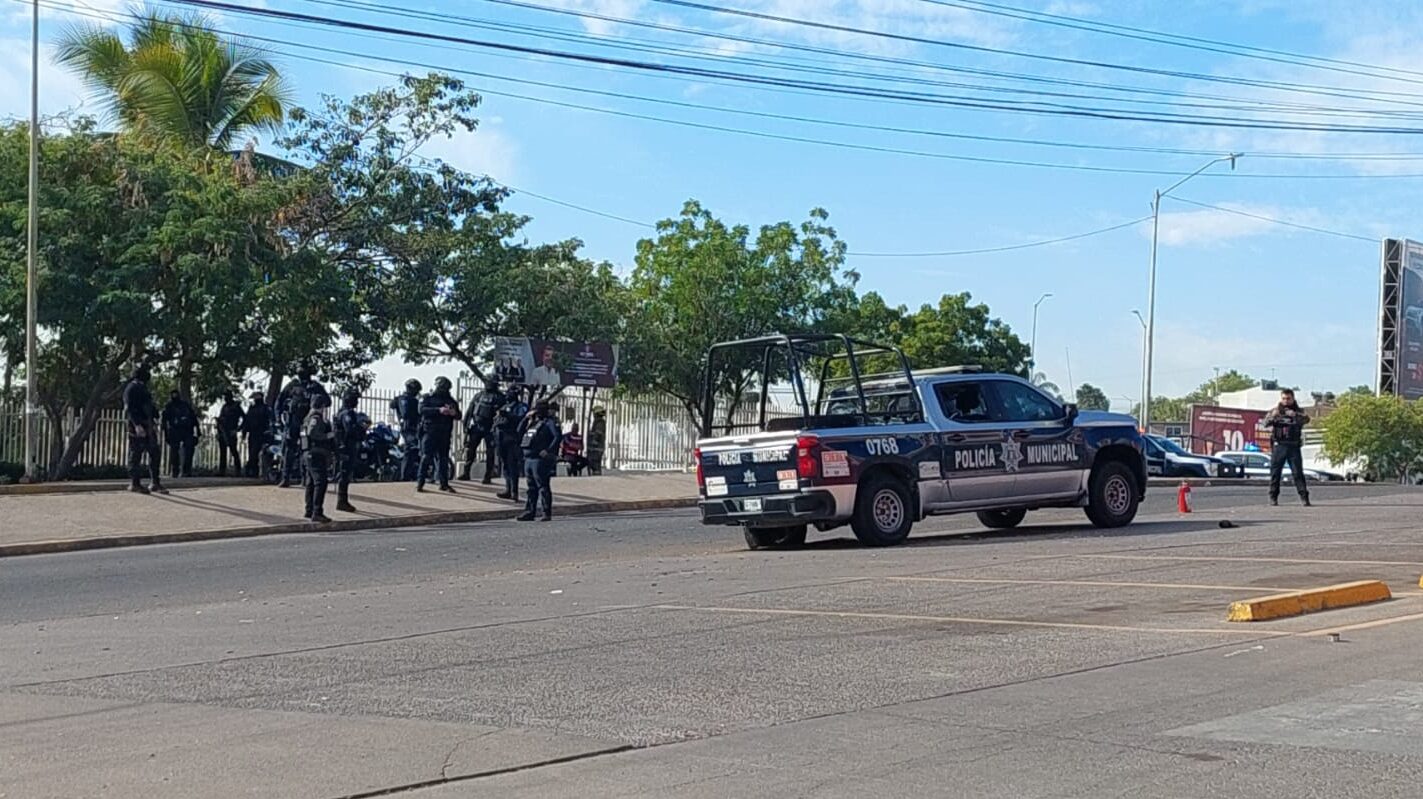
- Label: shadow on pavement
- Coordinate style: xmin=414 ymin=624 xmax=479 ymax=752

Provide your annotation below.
xmin=802 ymin=519 xmax=1260 ymax=550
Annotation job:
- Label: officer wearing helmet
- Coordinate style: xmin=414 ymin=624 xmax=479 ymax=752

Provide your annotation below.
xmin=459 ymin=378 xmax=504 ymax=483
xmin=216 ymin=390 xmax=246 ymax=477
xmin=333 ymin=387 xmax=364 ymax=513
xmin=277 ymin=362 xmax=327 ymax=487
xmin=390 ymin=378 xmax=423 ymax=481
xmin=241 ymin=390 xmax=275 ymax=479
xmin=301 ymin=392 xmax=337 ymax=523
xmin=418 ymin=376 xmax=462 ymax=493
xmin=122 ymin=363 xmax=168 ymax=495
xmin=517 ymin=400 xmax=563 ymax=522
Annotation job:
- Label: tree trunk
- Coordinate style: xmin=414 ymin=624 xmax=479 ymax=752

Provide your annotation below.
xmin=265 ymin=368 xmax=284 ymax=407
xmin=177 ymin=351 xmax=194 ymax=400
xmin=50 ymin=362 xmax=124 ymax=481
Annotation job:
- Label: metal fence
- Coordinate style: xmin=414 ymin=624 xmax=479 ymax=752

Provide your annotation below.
xmin=0 ymin=388 xmax=800 ymax=477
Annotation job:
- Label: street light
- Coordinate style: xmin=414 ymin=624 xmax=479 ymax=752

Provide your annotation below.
xmin=1029 ymin=293 xmax=1052 ymax=376
xmin=1142 ymin=153 xmax=1241 ymax=433
xmin=24 ymin=0 xmax=39 ymax=482
xmin=1131 ymin=310 xmax=1147 ymax=426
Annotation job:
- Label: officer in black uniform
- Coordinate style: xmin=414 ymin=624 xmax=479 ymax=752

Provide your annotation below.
xmin=494 ymin=386 xmax=528 ymax=500
xmin=301 ymin=392 xmax=336 ymax=523
xmin=123 ymin=364 xmax=168 ymax=495
xmin=390 ymin=379 xmax=423 ymax=482
xmin=334 ymin=388 xmax=364 ymax=513
xmin=517 ymin=400 xmax=562 ymax=521
xmin=161 ymin=390 xmax=200 ymax=478
xmin=240 ymin=391 xmax=274 ymax=479
xmin=417 ymin=376 xmax=462 ymax=493
xmin=215 ymin=390 xmax=245 ymax=477
xmin=459 ymin=379 xmax=503 ymax=483
xmin=278 ymin=384 xmax=310 ymax=488
xmin=1264 ymin=388 xmax=1312 ymax=507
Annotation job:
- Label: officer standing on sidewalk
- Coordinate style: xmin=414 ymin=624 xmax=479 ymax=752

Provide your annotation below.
xmin=1264 ymin=388 xmax=1312 ymax=507
xmin=517 ymin=400 xmax=563 ymax=522
xmin=459 ymin=379 xmax=503 ymax=483
xmin=278 ymin=385 xmax=310 ymax=488
xmin=333 ymin=388 xmax=364 ymax=513
xmin=123 ymin=364 xmax=168 ymax=495
xmin=417 ymin=376 xmax=462 ymax=493
xmin=215 ymin=390 xmax=246 ymax=477
xmin=161 ymin=390 xmax=201 ymax=478
xmin=241 ymin=391 xmax=274 ymax=479
xmin=301 ymin=393 xmax=336 ymax=523
xmin=390 ymin=379 xmax=423 ymax=482
xmin=494 ymin=386 xmax=529 ymax=501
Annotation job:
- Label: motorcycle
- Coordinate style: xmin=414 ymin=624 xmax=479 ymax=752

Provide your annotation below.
xmin=355 ymin=418 xmax=404 ymax=482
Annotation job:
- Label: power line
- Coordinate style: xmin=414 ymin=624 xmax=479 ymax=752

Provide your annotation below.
xmin=1165 ymin=197 xmax=1377 ymax=242
xmin=848 ymin=217 xmax=1150 ymax=257
xmin=156 ymin=0 xmax=1423 ymax=134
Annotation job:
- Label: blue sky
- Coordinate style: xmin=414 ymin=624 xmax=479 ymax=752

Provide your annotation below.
xmin=4 ymin=0 xmax=1420 ymax=408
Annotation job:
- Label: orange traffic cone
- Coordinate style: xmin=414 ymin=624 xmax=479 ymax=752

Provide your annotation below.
xmin=1177 ymin=481 xmax=1192 ymax=513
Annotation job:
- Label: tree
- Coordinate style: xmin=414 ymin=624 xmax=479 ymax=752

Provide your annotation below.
xmin=839 ymin=291 xmax=1030 ymax=376
xmin=1075 ymin=383 xmax=1110 ymax=411
xmin=56 ymin=10 xmax=290 ymax=151
xmin=1342 ymin=385 xmax=1374 ymax=399
xmin=1322 ymin=394 xmax=1423 ymax=483
xmin=1030 ymin=371 xmax=1061 ymax=399
xmin=1184 ymin=369 xmax=1255 ymax=404
xmin=622 ymin=200 xmax=857 ymax=429
xmin=1131 ymin=396 xmax=1191 ymax=422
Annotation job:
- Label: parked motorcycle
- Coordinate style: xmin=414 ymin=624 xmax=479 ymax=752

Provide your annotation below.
xmin=355 ymin=418 xmax=403 ymax=482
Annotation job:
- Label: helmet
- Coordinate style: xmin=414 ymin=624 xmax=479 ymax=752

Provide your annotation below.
xmin=311 ymin=393 xmax=332 ymax=410
xmin=296 ymin=362 xmax=314 ymax=380
xmin=343 ymin=388 xmax=360 ymax=407
xmin=250 ymin=391 xmax=264 ymax=401
xmin=132 ymin=363 xmax=152 ymax=382
xmin=434 ymin=376 xmax=452 ymax=392
xmin=484 ymin=379 xmax=499 ymax=392
xmin=593 ymin=407 xmax=606 ymax=417
xmin=404 ymin=378 xmax=422 ymax=393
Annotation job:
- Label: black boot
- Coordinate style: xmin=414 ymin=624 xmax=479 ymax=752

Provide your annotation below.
xmin=128 ymin=482 xmax=150 ymax=495
xmin=1302 ymin=495 xmax=1312 ymax=507
xmin=336 ymin=501 xmax=357 ymax=513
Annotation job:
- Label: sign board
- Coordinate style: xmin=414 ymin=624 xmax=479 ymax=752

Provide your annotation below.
xmin=492 ymin=337 xmax=619 ymax=388
xmin=1189 ymin=404 xmax=1267 ymax=455
xmin=1401 ymin=241 xmax=1423 ymax=399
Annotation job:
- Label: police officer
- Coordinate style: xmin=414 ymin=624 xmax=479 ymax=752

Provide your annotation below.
xmin=161 ymin=390 xmax=200 ymax=478
xmin=390 ymin=379 xmax=423 ymax=482
xmin=215 ymin=390 xmax=246 ymax=477
xmin=1265 ymin=388 xmax=1312 ymax=507
xmin=123 ymin=364 xmax=168 ymax=495
xmin=301 ymin=393 xmax=336 ymax=522
xmin=586 ymin=407 xmax=607 ymax=476
xmin=278 ymin=384 xmax=310 ymax=488
xmin=334 ymin=388 xmax=364 ymax=513
xmin=494 ymin=386 xmax=528 ymax=501
xmin=517 ymin=400 xmax=562 ymax=522
xmin=240 ymin=390 xmax=274 ymax=479
xmin=459 ymin=379 xmax=503 ymax=483
xmin=417 ymin=376 xmax=462 ymax=493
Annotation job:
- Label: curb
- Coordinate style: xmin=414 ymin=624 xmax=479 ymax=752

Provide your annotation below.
xmin=1145 ymin=478 xmax=1374 ymax=488
xmin=1227 ymin=580 xmax=1392 ymax=622
xmin=0 ymin=478 xmax=265 ymax=496
xmin=0 ymin=497 xmax=698 ymax=559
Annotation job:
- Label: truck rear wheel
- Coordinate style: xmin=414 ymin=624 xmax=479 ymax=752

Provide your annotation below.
xmin=851 ymin=475 xmax=913 ymax=547
xmin=1084 ymin=460 xmax=1139 ymax=528
xmin=743 ymin=525 xmax=807 ymax=550
xmin=977 ymin=508 xmax=1026 ymax=529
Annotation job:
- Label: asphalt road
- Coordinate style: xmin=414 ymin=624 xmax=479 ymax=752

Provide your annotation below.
xmin=7 ymin=483 xmax=1423 ymax=798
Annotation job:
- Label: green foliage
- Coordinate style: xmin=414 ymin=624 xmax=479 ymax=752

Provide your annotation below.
xmin=839 ymin=291 xmax=1029 ymax=377
xmin=1342 ymin=385 xmax=1374 ymax=399
xmin=56 ymin=9 xmax=290 ymax=150
xmin=1075 ymin=383 xmax=1110 ymax=411
xmin=1322 ymin=394 xmax=1423 ymax=482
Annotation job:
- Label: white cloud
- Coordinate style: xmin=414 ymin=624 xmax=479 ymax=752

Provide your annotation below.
xmin=418 ymin=122 xmax=520 ymax=183
xmin=1151 ymin=203 xmax=1323 ymax=248
xmin=535 ymin=0 xmax=648 ymax=36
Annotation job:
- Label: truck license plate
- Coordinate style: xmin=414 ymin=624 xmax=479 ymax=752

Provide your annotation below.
xmin=743 ymin=498 xmax=762 ymax=512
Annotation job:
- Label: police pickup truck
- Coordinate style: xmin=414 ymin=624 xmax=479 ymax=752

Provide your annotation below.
xmin=694 ymin=334 xmax=1146 ymax=549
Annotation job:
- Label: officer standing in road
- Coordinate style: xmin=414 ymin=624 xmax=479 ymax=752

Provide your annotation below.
xmin=301 ymin=393 xmax=336 ymax=522
xmin=459 ymin=379 xmax=503 ymax=483
xmin=517 ymin=400 xmax=562 ymax=522
xmin=161 ymin=390 xmax=201 ymax=478
xmin=1264 ymin=388 xmax=1312 ymax=507
xmin=494 ymin=386 xmax=528 ymax=501
xmin=278 ymin=385 xmax=310 ymax=488
xmin=586 ymin=407 xmax=607 ymax=476
xmin=215 ymin=390 xmax=246 ymax=477
xmin=334 ymin=388 xmax=364 ymax=513
xmin=417 ymin=376 xmax=462 ymax=493
xmin=390 ymin=379 xmax=423 ymax=482
xmin=241 ymin=390 xmax=274 ymax=479
xmin=123 ymin=364 xmax=168 ymax=495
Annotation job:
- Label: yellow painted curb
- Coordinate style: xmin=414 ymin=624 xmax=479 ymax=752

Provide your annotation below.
xmin=1227 ymin=580 xmax=1392 ymax=622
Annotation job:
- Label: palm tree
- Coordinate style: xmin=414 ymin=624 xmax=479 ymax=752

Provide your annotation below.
xmin=1031 ymin=371 xmax=1062 ymax=399
xmin=56 ymin=9 xmax=291 ymax=151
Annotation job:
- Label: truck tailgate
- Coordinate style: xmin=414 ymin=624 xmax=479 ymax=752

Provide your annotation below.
xmin=698 ymin=435 xmax=800 ymax=499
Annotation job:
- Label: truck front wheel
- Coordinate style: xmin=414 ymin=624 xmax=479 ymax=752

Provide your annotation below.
xmin=851 ymin=475 xmax=914 ymax=547
xmin=1084 ymin=460 xmax=1139 ymax=528
xmin=743 ymin=525 xmax=808 ymax=550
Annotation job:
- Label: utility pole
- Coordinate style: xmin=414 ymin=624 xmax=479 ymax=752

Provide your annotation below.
xmin=1132 ymin=310 xmax=1147 ymax=426
xmin=24 ymin=0 xmax=40 ymax=483
xmin=1142 ymin=153 xmax=1240 ymax=433
xmin=1213 ymin=366 xmax=1222 ymax=404
xmin=1029 ymin=293 xmax=1052 ymax=377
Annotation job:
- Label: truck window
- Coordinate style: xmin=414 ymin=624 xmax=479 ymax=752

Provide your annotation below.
xmin=935 ymin=382 xmax=992 ymax=423
xmin=990 ymin=381 xmax=1063 ymax=423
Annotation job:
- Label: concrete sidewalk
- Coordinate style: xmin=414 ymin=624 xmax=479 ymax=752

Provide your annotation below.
xmin=0 ymin=472 xmax=696 ymax=558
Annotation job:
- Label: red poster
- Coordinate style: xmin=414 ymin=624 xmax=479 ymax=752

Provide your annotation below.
xmin=1189 ymin=405 xmax=1268 ymax=455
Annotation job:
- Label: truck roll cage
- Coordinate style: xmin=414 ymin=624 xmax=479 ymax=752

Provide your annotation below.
xmin=699 ymin=333 xmax=923 ymax=438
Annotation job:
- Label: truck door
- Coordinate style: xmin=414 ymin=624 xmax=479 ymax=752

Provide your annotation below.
xmin=934 ymin=381 xmax=1017 ymax=503
xmin=986 ymin=379 xmax=1086 ymax=498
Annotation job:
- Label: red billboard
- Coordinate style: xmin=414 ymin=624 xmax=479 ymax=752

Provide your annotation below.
xmin=1189 ymin=405 xmax=1268 ymax=455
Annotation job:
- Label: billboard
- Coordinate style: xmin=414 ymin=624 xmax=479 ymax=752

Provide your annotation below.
xmin=1189 ymin=404 xmax=1267 ymax=455
xmin=492 ymin=337 xmax=619 ymax=388
xmin=1380 ymin=239 xmax=1423 ymax=399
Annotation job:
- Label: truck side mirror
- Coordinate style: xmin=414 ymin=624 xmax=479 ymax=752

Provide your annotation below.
xmin=1063 ymin=403 xmax=1079 ymax=425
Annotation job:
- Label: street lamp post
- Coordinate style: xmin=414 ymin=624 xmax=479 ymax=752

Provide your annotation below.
xmin=1132 ymin=310 xmax=1147 ymax=426
xmin=24 ymin=0 xmax=39 ymax=482
xmin=1142 ymin=153 xmax=1240 ymax=433
xmin=1030 ymin=293 xmax=1052 ymax=376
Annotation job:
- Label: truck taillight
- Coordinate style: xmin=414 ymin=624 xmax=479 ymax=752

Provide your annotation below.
xmin=796 ymin=435 xmax=820 ymax=479
xmin=693 ymin=448 xmax=704 ymax=486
